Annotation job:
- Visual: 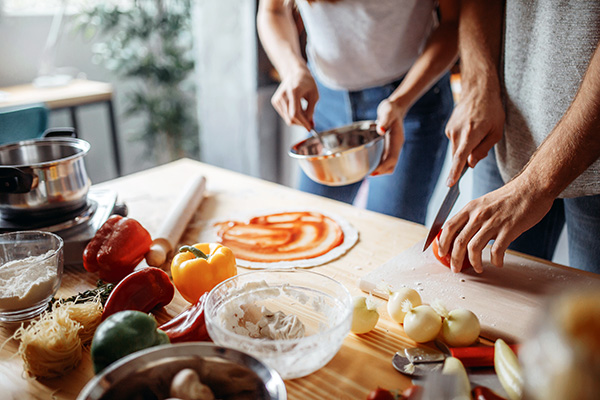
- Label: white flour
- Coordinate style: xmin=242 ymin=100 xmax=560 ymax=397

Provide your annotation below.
xmin=0 ymin=251 xmax=57 ymax=311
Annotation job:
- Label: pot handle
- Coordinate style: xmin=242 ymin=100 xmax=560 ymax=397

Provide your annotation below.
xmin=0 ymin=167 xmax=35 ymax=194
xmin=42 ymin=127 xmax=77 ymax=138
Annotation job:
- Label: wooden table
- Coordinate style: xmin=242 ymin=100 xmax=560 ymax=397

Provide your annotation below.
xmin=0 ymin=79 xmax=122 ymax=176
xmin=0 ymin=158 xmax=572 ymax=399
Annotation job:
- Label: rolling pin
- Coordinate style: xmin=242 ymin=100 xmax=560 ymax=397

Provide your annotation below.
xmin=145 ymin=175 xmax=207 ymax=267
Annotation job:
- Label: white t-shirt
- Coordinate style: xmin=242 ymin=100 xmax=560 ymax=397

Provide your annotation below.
xmin=295 ymin=0 xmax=437 ymax=91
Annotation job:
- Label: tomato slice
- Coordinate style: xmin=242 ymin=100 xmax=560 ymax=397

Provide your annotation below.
xmin=431 ymin=231 xmax=472 ymax=272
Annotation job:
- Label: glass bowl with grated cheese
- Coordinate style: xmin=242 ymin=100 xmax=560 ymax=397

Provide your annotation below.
xmin=0 ymin=231 xmax=64 ymax=322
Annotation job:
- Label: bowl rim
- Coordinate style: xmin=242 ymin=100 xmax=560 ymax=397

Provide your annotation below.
xmin=76 ymin=342 xmax=287 ymax=400
xmin=0 ymin=230 xmax=64 ymax=263
xmin=204 ymin=268 xmax=353 ymax=345
xmin=288 ymin=120 xmax=384 ymax=160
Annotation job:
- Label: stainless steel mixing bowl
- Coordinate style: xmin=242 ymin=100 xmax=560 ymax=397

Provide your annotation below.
xmin=289 ymin=120 xmax=385 ymax=186
xmin=77 ymin=343 xmax=287 ymax=400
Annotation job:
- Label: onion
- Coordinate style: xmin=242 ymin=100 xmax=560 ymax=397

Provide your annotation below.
xmin=433 ymin=301 xmax=481 ymax=347
xmin=402 ymin=300 xmax=442 ymax=343
xmin=351 ymin=296 xmax=380 ymax=334
xmin=387 ymin=287 xmax=422 ymax=324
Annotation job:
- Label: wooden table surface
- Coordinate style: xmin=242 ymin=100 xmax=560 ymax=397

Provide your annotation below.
xmin=0 ymin=79 xmax=113 ymax=109
xmin=0 ymin=158 xmax=567 ymax=399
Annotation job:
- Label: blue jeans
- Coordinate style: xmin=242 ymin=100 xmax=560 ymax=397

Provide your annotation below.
xmin=299 ymin=73 xmax=453 ymax=224
xmin=473 ymin=150 xmax=600 ymax=273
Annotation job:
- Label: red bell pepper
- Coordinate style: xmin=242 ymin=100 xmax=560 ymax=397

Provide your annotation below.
xmin=102 ymin=267 xmax=175 ymax=320
xmin=83 ymin=215 xmax=153 ymax=283
xmin=159 ymin=292 xmax=210 ymax=343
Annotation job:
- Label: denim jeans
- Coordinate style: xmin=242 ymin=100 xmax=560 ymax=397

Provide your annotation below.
xmin=473 ymin=149 xmax=600 ymax=273
xmin=298 ymin=72 xmax=453 ymax=225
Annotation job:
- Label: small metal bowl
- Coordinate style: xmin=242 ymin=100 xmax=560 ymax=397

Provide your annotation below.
xmin=289 ymin=120 xmax=385 ymax=186
xmin=77 ymin=343 xmax=287 ymax=400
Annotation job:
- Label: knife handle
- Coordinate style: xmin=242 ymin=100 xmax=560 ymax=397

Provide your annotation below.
xmin=449 ymin=344 xmax=519 ymax=368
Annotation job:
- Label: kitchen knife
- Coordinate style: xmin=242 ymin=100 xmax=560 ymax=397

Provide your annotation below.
xmin=422 ymin=165 xmax=468 ymax=252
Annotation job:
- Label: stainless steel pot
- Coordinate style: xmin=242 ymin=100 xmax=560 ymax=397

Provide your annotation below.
xmin=0 ymin=137 xmax=91 ymax=218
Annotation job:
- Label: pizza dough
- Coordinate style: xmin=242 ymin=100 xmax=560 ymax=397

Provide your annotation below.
xmin=190 ymin=209 xmax=358 ymax=269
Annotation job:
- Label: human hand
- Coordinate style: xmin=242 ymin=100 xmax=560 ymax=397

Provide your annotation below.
xmin=437 ymin=176 xmax=554 ymax=272
xmin=271 ymin=66 xmax=318 ymax=131
xmin=372 ymin=98 xmax=406 ymax=175
xmin=444 ymin=88 xmax=504 ymax=186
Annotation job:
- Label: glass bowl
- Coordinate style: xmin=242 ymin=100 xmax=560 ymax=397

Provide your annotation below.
xmin=0 ymin=231 xmax=64 ymax=322
xmin=77 ymin=343 xmax=286 ymax=400
xmin=205 ymin=269 xmax=353 ymax=379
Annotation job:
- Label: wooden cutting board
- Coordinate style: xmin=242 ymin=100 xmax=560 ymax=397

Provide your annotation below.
xmin=359 ymin=240 xmax=600 ymax=343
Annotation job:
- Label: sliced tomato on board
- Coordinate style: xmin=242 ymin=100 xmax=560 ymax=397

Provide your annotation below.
xmin=431 ymin=231 xmax=473 ymax=272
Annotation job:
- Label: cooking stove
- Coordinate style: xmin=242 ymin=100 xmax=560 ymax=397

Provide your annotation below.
xmin=0 ymin=188 xmax=127 ymax=265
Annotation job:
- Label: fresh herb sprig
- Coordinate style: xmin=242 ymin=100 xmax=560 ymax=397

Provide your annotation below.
xmin=47 ymin=281 xmax=114 ymax=310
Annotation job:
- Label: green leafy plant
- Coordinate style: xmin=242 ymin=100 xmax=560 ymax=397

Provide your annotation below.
xmin=77 ymin=0 xmax=198 ymax=161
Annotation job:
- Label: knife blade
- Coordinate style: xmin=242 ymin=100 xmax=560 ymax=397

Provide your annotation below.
xmin=422 ymin=165 xmax=468 ymax=252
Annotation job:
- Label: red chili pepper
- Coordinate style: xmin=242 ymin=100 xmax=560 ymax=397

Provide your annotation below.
xmin=83 ymin=215 xmax=153 ymax=283
xmin=102 ymin=267 xmax=174 ymax=321
xmin=158 ymin=292 xmax=210 ymax=343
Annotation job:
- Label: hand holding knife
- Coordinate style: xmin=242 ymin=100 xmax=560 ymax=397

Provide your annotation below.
xmin=422 ymin=165 xmax=469 ymax=252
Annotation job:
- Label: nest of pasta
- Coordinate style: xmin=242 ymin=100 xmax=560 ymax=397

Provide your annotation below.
xmin=13 ymin=298 xmax=103 ymax=378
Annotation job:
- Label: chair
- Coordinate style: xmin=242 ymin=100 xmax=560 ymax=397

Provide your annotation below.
xmin=0 ymin=103 xmax=49 ymax=145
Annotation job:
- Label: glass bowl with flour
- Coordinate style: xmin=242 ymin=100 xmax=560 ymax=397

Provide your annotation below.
xmin=0 ymin=231 xmax=64 ymax=322
xmin=205 ymin=269 xmax=353 ymax=379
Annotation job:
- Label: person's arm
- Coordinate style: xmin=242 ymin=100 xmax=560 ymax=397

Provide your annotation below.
xmin=257 ymin=0 xmax=317 ymax=130
xmin=443 ymin=0 xmax=505 ymax=186
xmin=439 ymin=42 xmax=600 ymax=272
xmin=374 ymin=0 xmax=460 ymax=174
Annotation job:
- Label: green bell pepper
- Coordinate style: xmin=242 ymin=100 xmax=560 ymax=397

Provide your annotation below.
xmin=91 ymin=310 xmax=170 ymax=373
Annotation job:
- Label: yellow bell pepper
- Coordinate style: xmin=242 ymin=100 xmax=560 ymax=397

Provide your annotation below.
xmin=171 ymin=243 xmax=237 ymax=303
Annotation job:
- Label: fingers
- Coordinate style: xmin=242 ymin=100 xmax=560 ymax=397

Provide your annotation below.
xmin=271 ymin=93 xmax=292 ymax=126
xmin=372 ymin=121 xmax=403 ymax=175
xmin=466 ymin=228 xmax=495 ymax=273
xmin=467 ymin=129 xmax=501 ymax=168
xmin=271 ymin=74 xmax=319 ymax=130
xmin=490 ymin=233 xmax=510 ymax=268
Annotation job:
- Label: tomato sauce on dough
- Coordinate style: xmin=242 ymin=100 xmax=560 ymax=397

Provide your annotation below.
xmin=214 ymin=211 xmax=344 ymax=262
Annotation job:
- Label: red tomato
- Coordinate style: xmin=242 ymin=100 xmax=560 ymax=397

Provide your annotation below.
xmin=431 ymin=231 xmax=473 ymax=272
xmin=367 ymin=388 xmax=395 ymax=400
xmin=402 ymin=385 xmax=423 ymax=399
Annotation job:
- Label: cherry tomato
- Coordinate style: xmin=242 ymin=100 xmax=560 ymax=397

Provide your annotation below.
xmin=431 ymin=231 xmax=473 ymax=272
xmin=402 ymin=385 xmax=423 ymax=399
xmin=367 ymin=387 xmax=395 ymax=400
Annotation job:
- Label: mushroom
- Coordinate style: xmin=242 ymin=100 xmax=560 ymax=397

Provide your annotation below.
xmin=170 ymin=368 xmax=215 ymax=400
